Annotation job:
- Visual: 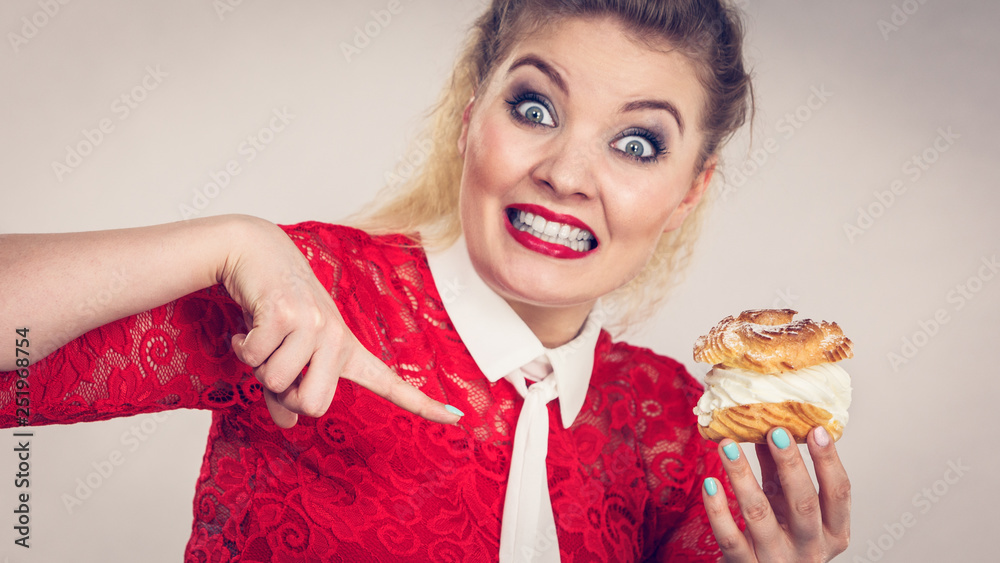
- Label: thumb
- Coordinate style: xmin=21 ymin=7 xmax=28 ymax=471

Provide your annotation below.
xmin=231 ymin=333 xmax=249 ymax=364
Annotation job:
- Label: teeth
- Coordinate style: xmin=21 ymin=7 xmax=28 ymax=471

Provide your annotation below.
xmin=531 ymin=215 xmax=545 ymax=232
xmin=509 ymin=209 xmax=595 ymax=252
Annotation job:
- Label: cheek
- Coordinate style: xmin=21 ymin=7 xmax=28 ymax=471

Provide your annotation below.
xmin=605 ymin=179 xmax=686 ymax=238
xmin=459 ymin=117 xmax=517 ymax=241
xmin=462 ymin=115 xmax=531 ymax=200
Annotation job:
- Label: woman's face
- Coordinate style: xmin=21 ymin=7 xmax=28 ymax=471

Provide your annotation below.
xmin=458 ymin=16 xmax=714 ymax=329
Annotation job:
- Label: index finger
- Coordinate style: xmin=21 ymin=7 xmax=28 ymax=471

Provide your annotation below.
xmin=342 ymin=342 xmax=463 ymax=425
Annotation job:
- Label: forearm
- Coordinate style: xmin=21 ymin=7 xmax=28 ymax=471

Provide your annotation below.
xmin=0 ymin=214 xmax=252 ymax=369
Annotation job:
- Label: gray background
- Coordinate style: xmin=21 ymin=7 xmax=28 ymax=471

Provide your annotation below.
xmin=1 ymin=0 xmax=996 ymax=561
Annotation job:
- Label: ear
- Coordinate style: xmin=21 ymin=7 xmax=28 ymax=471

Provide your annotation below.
xmin=457 ymin=95 xmax=476 ymax=158
xmin=663 ymin=154 xmax=716 ymax=232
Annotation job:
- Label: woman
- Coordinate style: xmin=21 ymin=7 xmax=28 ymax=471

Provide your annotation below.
xmin=1 ymin=0 xmax=850 ymax=561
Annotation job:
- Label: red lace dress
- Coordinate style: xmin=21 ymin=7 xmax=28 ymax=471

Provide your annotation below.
xmin=1 ymin=223 xmax=740 ymax=562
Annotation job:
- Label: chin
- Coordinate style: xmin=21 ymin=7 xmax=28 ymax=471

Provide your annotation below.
xmin=487 ymin=252 xmax=607 ymax=308
xmin=463 ymin=206 xmax=616 ymax=307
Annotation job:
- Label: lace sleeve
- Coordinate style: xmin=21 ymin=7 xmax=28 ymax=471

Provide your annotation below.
xmin=631 ymin=354 xmax=744 ymax=562
xmin=0 ymin=284 xmax=260 ymax=428
xmin=649 ymin=438 xmax=740 ymax=562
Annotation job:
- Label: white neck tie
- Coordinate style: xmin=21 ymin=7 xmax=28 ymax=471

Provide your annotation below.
xmin=499 ymin=356 xmax=561 ymax=563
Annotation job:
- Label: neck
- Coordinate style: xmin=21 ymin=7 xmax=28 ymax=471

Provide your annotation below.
xmin=504 ymin=299 xmax=596 ymax=348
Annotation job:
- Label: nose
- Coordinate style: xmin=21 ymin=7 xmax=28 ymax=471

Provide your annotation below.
xmin=530 ymin=130 xmax=599 ymax=200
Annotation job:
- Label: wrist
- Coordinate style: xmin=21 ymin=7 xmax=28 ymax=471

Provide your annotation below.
xmin=211 ymin=214 xmax=266 ymax=287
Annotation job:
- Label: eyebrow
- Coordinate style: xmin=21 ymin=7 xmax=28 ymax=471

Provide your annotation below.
xmin=507 ymin=55 xmax=568 ymax=95
xmin=621 ymin=99 xmax=685 ymax=137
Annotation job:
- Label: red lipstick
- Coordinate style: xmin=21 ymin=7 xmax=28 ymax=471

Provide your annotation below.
xmin=504 ymin=204 xmax=598 ymax=260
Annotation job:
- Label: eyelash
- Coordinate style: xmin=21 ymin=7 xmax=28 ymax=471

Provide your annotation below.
xmin=504 ymin=90 xmax=669 ymax=164
xmin=615 ymin=128 xmax=669 ymax=164
xmin=505 ymin=91 xmax=555 ymax=127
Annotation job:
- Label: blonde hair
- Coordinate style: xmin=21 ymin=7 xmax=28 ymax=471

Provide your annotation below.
xmin=352 ymin=0 xmax=753 ymax=329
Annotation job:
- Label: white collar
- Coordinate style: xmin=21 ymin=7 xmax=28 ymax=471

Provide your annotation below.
xmin=425 ymin=236 xmax=603 ymax=429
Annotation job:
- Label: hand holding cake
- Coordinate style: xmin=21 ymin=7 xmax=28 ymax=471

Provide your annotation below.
xmin=692 ymin=309 xmax=854 ymax=444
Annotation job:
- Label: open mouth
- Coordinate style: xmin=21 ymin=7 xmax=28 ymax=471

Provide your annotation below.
xmin=504 ymin=205 xmax=598 ymax=256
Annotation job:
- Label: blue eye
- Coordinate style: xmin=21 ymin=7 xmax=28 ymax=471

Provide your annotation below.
xmin=507 ymin=92 xmax=556 ymax=127
xmin=612 ymin=128 xmax=666 ymax=163
xmin=519 ymin=102 xmax=552 ymax=125
xmin=614 ymin=136 xmax=653 ymax=158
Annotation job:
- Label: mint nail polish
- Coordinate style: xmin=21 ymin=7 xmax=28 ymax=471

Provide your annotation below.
xmin=445 ymin=404 xmax=464 ymax=417
xmin=772 ymin=428 xmax=791 ymax=450
xmin=722 ymin=442 xmax=740 ymax=461
xmin=704 ymin=477 xmax=718 ymax=496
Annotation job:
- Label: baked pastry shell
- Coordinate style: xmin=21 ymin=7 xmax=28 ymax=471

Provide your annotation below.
xmin=697 ymin=401 xmax=844 ymax=444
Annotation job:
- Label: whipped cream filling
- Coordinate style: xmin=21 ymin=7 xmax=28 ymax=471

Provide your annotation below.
xmin=507 ymin=208 xmax=595 ymax=252
xmin=693 ymin=363 xmax=852 ymax=427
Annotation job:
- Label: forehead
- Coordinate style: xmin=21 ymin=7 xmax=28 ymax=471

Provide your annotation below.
xmin=496 ymin=16 xmax=706 ymax=131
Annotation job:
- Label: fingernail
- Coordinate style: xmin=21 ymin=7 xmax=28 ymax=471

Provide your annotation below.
xmin=703 ymin=477 xmax=718 ymax=496
xmin=814 ymin=426 xmax=831 ymax=447
xmin=772 ymin=428 xmax=791 ymax=450
xmin=722 ymin=442 xmax=741 ymax=461
xmin=445 ymin=404 xmax=464 ymax=417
